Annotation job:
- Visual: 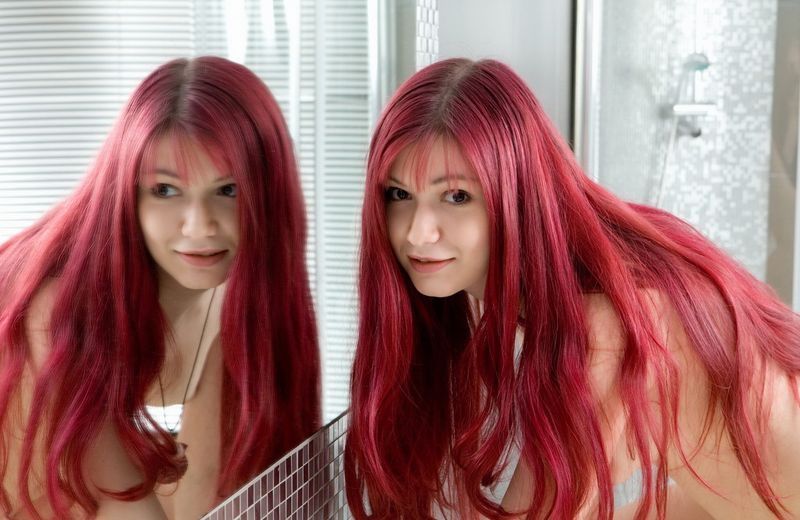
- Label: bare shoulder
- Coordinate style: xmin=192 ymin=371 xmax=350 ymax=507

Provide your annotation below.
xmin=9 ymin=278 xmax=169 ymax=518
xmin=582 ymin=292 xmax=625 ymax=352
xmin=580 ymin=288 xmax=707 ymax=439
xmin=581 ymin=288 xmax=678 ymax=340
xmin=582 ymin=289 xmax=695 ymax=359
xmin=24 ymin=277 xmax=60 ymax=370
xmin=4 ymin=277 xmax=60 ymax=416
xmin=580 ymin=290 xmax=685 ymax=386
xmin=581 ymin=293 xmax=626 ymax=405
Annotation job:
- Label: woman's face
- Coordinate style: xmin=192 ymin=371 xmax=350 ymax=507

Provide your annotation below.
xmin=385 ymin=139 xmax=490 ymax=300
xmin=137 ymin=137 xmax=239 ymax=291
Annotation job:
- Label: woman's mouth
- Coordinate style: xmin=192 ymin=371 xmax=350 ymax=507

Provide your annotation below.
xmin=177 ymin=250 xmax=227 ymax=267
xmin=408 ymin=256 xmax=455 ymax=273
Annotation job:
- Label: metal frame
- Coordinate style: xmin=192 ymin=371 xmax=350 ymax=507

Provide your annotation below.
xmin=573 ymin=0 xmax=603 ymax=181
xmin=793 ymin=86 xmax=800 ymax=311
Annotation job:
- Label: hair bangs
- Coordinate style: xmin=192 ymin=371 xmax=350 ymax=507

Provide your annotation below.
xmin=137 ymin=124 xmax=236 ymax=182
xmin=382 ymin=131 xmax=481 ymax=194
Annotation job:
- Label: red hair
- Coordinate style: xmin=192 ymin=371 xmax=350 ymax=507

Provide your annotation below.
xmin=0 ymin=56 xmax=320 ymax=517
xmin=344 ymin=58 xmax=800 ymax=519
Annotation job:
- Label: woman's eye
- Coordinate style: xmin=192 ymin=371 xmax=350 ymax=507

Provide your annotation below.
xmin=444 ymin=189 xmax=471 ymax=204
xmin=385 ymin=186 xmax=411 ymax=202
xmin=151 ymin=183 xmax=179 ymax=198
xmin=218 ymin=183 xmax=237 ymax=197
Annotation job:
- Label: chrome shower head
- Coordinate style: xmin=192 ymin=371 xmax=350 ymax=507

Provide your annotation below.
xmin=683 ymin=52 xmax=710 ymax=71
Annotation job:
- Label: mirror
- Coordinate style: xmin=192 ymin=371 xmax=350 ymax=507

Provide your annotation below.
xmin=0 ymin=0 xmax=428 ymax=427
xmin=0 ymin=3 xmax=426 ymax=516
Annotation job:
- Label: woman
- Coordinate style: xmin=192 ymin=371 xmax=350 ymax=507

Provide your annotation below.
xmin=0 ymin=56 xmax=320 ymax=519
xmin=344 ymin=58 xmax=800 ymax=519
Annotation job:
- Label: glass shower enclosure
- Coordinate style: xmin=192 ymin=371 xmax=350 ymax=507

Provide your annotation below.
xmin=574 ymin=0 xmax=800 ymax=309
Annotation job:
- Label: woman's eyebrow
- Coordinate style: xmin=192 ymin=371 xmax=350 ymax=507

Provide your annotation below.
xmin=389 ymin=173 xmax=475 ymax=186
xmin=153 ymin=168 xmax=179 ymax=178
xmin=387 ymin=173 xmax=475 ymax=187
xmin=153 ymin=168 xmax=233 ymax=183
xmin=430 ymin=174 xmax=473 ymax=185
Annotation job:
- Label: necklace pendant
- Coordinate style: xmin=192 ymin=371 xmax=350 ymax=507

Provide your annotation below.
xmin=145 ymin=403 xmax=184 ymax=436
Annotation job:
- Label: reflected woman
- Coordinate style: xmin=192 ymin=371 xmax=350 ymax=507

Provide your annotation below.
xmin=345 ymin=58 xmax=800 ymax=519
xmin=0 ymin=57 xmax=320 ymax=519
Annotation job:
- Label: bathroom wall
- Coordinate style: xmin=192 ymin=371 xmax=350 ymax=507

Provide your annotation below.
xmin=437 ymin=0 xmax=573 ymax=139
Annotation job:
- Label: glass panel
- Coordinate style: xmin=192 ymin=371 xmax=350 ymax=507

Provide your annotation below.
xmin=582 ymin=0 xmax=799 ymax=306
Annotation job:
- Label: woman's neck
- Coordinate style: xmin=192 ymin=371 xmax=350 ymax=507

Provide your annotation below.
xmin=156 ymin=270 xmax=216 ymax=325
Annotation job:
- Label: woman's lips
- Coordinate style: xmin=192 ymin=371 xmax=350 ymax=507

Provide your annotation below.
xmin=177 ymin=250 xmax=227 ymax=267
xmin=408 ymin=257 xmax=454 ymax=273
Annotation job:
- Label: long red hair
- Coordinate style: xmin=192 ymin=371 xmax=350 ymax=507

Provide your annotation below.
xmin=0 ymin=56 xmax=320 ymax=518
xmin=344 ymin=58 xmax=800 ymax=519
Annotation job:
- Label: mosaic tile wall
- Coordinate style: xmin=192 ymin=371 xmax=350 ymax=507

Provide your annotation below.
xmin=201 ymin=411 xmax=350 ymax=519
xmin=595 ymin=0 xmax=778 ymax=278
xmin=416 ymin=0 xmax=439 ymax=68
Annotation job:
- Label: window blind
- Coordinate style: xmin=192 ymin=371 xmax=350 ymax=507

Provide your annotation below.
xmin=0 ymin=0 xmax=195 ymax=238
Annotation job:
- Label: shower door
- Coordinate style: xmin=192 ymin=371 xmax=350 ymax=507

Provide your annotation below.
xmin=574 ymin=0 xmax=800 ymax=308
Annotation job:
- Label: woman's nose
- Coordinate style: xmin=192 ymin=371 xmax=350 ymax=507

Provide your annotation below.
xmin=181 ymin=200 xmax=217 ymax=238
xmin=406 ymin=205 xmax=440 ymax=246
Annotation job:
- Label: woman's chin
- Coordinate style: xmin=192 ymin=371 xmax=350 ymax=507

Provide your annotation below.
xmin=411 ymin=283 xmax=462 ymax=299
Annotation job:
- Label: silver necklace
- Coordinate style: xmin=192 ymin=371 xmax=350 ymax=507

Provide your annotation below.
xmin=158 ymin=286 xmax=216 ymax=437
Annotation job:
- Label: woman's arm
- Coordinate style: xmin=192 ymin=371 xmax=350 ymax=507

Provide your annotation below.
xmin=500 ymin=454 xmax=537 ymax=518
xmin=84 ymin=421 xmax=168 ymax=520
xmin=20 ymin=280 xmax=168 ymax=519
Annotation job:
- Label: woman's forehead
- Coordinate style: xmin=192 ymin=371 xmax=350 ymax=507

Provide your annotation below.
xmin=388 ymin=138 xmax=477 ymax=188
xmin=141 ymin=133 xmax=232 ymax=183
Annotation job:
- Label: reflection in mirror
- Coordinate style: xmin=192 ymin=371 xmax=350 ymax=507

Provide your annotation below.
xmin=0 ymin=0 xmax=426 ymax=517
xmin=0 ymin=0 xmax=373 ymax=425
xmin=0 ymin=53 xmax=321 ymax=519
xmin=0 ymin=0 xmax=440 ymax=430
